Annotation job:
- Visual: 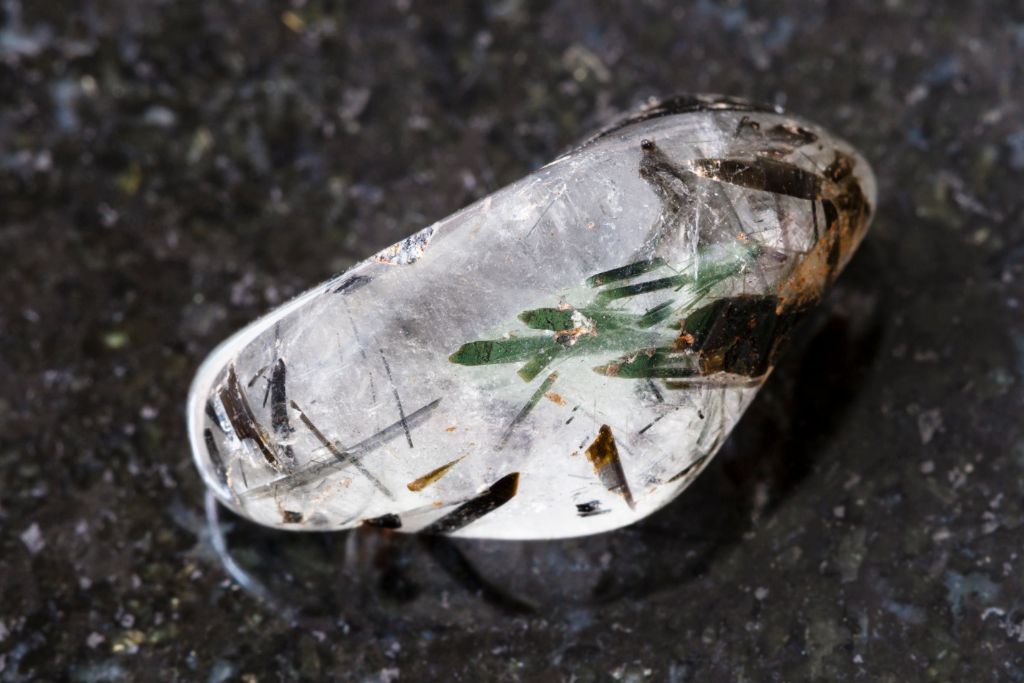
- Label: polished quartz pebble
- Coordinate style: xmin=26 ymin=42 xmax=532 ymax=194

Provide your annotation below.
xmin=188 ymin=94 xmax=876 ymax=540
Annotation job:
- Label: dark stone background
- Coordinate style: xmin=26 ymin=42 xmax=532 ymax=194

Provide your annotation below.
xmin=2 ymin=1 xmax=1023 ymax=680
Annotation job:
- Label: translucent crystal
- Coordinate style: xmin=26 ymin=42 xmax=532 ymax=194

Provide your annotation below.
xmin=188 ymin=95 xmax=876 ymax=540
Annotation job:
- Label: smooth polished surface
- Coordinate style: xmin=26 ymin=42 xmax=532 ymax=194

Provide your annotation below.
xmin=188 ymin=100 xmax=874 ymax=538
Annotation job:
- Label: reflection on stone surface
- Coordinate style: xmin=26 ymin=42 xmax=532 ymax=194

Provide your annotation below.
xmin=188 ymin=95 xmax=875 ymax=539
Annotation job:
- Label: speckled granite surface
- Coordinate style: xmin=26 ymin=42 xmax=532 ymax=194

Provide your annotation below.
xmin=2 ymin=2 xmax=1023 ymax=681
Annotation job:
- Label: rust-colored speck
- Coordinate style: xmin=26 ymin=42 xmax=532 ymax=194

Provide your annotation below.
xmin=673 ymin=332 xmax=695 ymax=350
xmin=545 ymin=391 xmax=566 ymax=406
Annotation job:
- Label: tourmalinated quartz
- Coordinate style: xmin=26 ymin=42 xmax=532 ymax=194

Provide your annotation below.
xmin=188 ymin=95 xmax=876 ymax=540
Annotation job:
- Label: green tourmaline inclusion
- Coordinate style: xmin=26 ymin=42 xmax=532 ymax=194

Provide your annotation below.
xmin=449 ymin=241 xmax=760 ymax=381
